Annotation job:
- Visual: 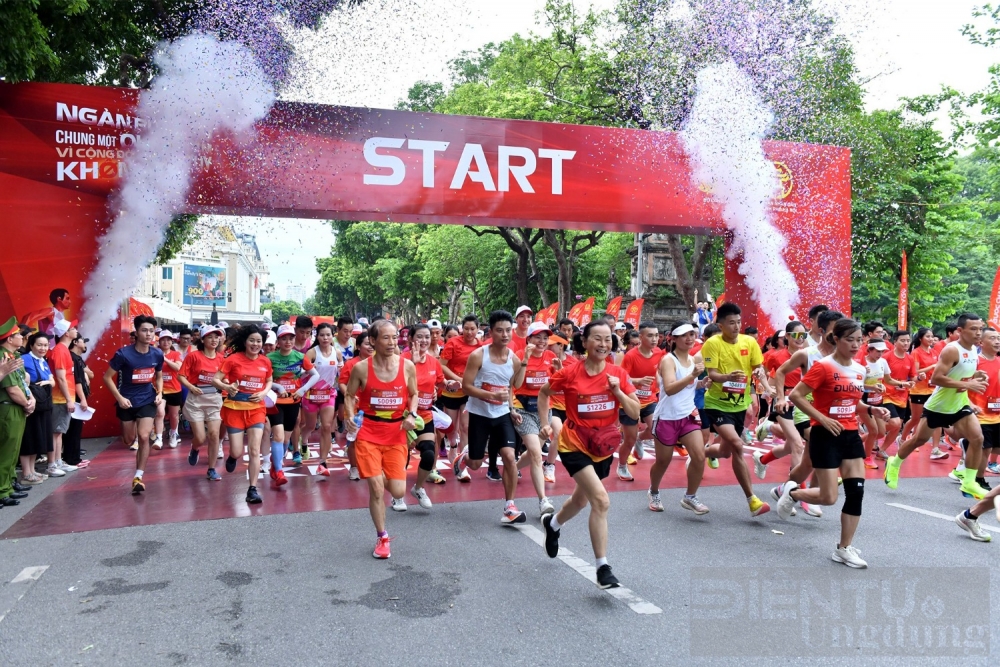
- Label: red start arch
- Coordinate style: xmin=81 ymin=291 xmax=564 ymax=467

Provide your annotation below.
xmin=0 ymin=82 xmax=851 ymax=435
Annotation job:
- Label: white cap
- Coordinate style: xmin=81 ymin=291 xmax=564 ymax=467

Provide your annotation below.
xmin=276 ymin=324 xmax=296 ymax=338
xmin=217 ymin=321 xmax=229 ymax=329
xmin=777 ymin=330 xmax=786 ymax=337
xmin=614 ymin=322 xmax=627 ymax=331
xmin=200 ymin=324 xmax=224 ymax=338
xmin=158 ymin=330 xmax=175 ymax=339
xmin=265 ymin=331 xmax=277 ymax=345
xmin=868 ymin=339 xmax=888 ymax=351
xmin=427 ymin=318 xmax=442 ymax=330
xmin=358 ymin=317 xmax=370 ymax=326
xmin=515 ymin=305 xmax=533 ymax=317
xmin=671 ymin=323 xmax=696 ymax=336
xmin=53 ymin=319 xmax=74 ymax=337
xmin=351 ymin=323 xmax=363 ymax=335
xmin=526 ymin=322 xmax=551 ymax=337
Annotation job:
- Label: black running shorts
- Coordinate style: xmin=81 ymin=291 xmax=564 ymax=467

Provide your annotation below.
xmin=467 ymin=412 xmax=516 ymax=461
xmin=923 ymin=406 xmax=976 ymax=430
xmin=809 ymin=426 xmax=864 ymax=469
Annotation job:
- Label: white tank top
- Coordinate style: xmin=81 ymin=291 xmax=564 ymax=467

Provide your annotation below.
xmin=313 ymin=345 xmax=340 ymax=389
xmin=653 ymin=352 xmax=696 ymax=420
xmin=467 ymin=347 xmax=514 ymax=418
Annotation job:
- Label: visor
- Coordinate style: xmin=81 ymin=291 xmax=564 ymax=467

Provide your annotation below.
xmin=671 ymin=323 xmax=696 ymax=336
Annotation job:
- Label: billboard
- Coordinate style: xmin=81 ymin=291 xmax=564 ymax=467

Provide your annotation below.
xmin=183 ymin=264 xmax=226 ymax=307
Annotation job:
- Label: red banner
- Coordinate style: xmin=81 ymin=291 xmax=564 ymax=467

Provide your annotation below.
xmin=567 ymin=302 xmax=586 ymax=326
xmin=898 ymin=251 xmax=908 ymax=330
xmin=605 ymin=296 xmax=623 ymax=321
xmin=544 ymin=302 xmax=559 ymax=325
xmin=580 ymin=297 xmax=595 ymax=325
xmin=624 ymin=299 xmax=645 ymax=327
xmin=989 ymin=265 xmax=1000 ymax=329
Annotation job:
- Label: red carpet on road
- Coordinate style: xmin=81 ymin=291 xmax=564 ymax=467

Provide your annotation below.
xmin=2 ymin=437 xmax=958 ymax=539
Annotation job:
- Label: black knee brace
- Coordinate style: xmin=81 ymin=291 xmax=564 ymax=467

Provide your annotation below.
xmin=419 ymin=447 xmax=435 ymax=472
xmin=842 ymin=477 xmax=864 ymax=516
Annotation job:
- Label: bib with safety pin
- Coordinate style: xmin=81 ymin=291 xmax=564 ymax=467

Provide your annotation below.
xmin=577 ymin=393 xmax=614 ymax=416
xmin=829 ymin=400 xmax=856 ymax=420
xmin=482 ymin=382 xmax=507 ymax=405
xmin=988 ymin=398 xmax=1000 ymax=413
xmin=132 ymin=367 xmax=155 ymax=384
xmin=722 ymin=380 xmax=747 ymax=394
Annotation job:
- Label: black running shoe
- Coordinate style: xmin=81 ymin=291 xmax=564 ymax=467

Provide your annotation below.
xmin=246 ymin=486 xmax=262 ymax=504
xmin=486 ymin=468 xmax=502 ymax=482
xmin=188 ymin=447 xmax=199 ymax=466
xmin=225 ymin=456 xmax=238 ymax=473
xmin=542 ymin=513 xmax=560 ymax=558
xmin=596 ymin=564 xmax=620 ymax=590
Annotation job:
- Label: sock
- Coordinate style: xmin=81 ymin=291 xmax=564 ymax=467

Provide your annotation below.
xmin=134 ymin=469 xmax=144 ymax=479
xmin=760 ymin=451 xmax=776 ymax=465
xmin=684 ymin=493 xmax=696 ymax=500
xmin=377 ymin=530 xmax=388 ymax=538
xmin=962 ymin=468 xmax=977 ymax=485
xmin=595 ymin=557 xmax=608 ymax=568
xmin=889 ymin=454 xmax=902 ymax=468
xmin=549 ymin=515 xmax=562 ymax=531
xmin=965 ymin=508 xmax=978 ymax=520
xmin=270 ymin=441 xmax=284 ymax=471
xmin=319 ymin=460 xmax=328 ymax=468
xmin=746 ymin=494 xmax=755 ymax=503
xmin=505 ymin=499 xmax=515 ymax=509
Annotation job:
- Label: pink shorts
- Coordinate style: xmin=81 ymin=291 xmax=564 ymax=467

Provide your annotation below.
xmin=653 ymin=416 xmax=701 ymax=447
xmin=301 ymin=392 xmax=337 ymax=414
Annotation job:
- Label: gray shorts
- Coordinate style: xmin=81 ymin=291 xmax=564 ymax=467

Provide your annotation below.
xmin=52 ymin=403 xmax=71 ymax=434
xmin=513 ymin=409 xmax=544 ymax=437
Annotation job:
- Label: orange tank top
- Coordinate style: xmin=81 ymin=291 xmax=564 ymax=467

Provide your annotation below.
xmin=357 ymin=357 xmax=408 ymax=446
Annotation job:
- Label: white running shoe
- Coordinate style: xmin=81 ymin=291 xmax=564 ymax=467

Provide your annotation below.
xmin=349 ymin=466 xmax=360 ymax=481
xmin=616 ymin=464 xmax=633 ymax=481
xmin=741 ymin=429 xmax=754 ymax=446
xmin=680 ymin=495 xmax=709 ymax=515
xmin=390 ymin=497 xmax=408 ymax=512
xmin=777 ymin=481 xmax=798 ymax=520
xmin=800 ymin=502 xmax=822 ymax=518
xmin=151 ymin=435 xmax=163 ymax=451
xmin=543 ymin=463 xmax=556 ymax=483
xmin=410 ymin=486 xmax=432 ymax=510
xmin=129 ymin=440 xmax=139 ymax=451
xmin=539 ymin=496 xmax=555 ymax=516
xmin=56 ymin=460 xmax=77 ymax=472
xmin=45 ymin=465 xmax=66 ymax=477
xmin=832 ymin=544 xmax=868 ymax=568
xmin=168 ymin=432 xmax=179 ymax=449
xmin=930 ymin=447 xmax=949 ymax=461
xmin=647 ymin=490 xmax=664 ymax=512
xmin=752 ymin=450 xmax=767 ymax=480
xmin=955 ymin=512 xmax=991 ymax=542
xmin=754 ymin=418 xmax=772 ymax=443
xmin=632 ymin=440 xmax=645 ymax=460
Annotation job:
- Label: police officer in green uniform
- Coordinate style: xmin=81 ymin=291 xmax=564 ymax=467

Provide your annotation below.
xmin=0 ymin=317 xmax=34 ymax=506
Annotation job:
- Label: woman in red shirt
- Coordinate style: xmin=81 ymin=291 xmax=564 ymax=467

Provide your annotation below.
xmin=179 ymin=325 xmax=225 ymax=480
xmin=903 ymin=327 xmax=943 ymax=454
xmin=154 ymin=331 xmax=184 ymax=450
xmin=779 ymin=319 xmax=890 ymax=569
xmin=512 ymin=322 xmax=559 ymax=516
xmin=404 ymin=323 xmax=452 ymax=507
xmin=538 ymin=321 xmax=639 ymax=590
xmin=439 ymin=316 xmax=482 ymax=469
xmin=541 ymin=332 xmax=576 ymax=483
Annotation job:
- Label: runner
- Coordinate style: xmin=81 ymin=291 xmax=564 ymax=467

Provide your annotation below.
xmin=427 ymin=319 xmax=445 ymax=357
xmin=538 ymin=320 xmax=640 ymax=589
xmin=511 ymin=321 xmax=557 ymax=516
xmin=557 ymin=318 xmax=576 ymax=345
xmin=903 ymin=327 xmax=942 ymax=456
xmin=47 ymin=318 xmax=79 ymax=475
xmin=805 ymin=304 xmax=828 ymax=348
xmin=262 ymin=330 xmax=276 ymax=355
xmin=777 ymin=318 xmax=887 ymax=568
xmin=402 ymin=323 xmax=450 ymax=509
xmin=154 ymin=330 xmax=183 ymax=449
xmin=753 ymin=321 xmax=807 ymax=477
xmin=542 ymin=331 xmax=577 ymax=483
xmin=859 ymin=338 xmax=908 ymax=468
xmin=647 ymin=322 xmax=710 ymax=514
xmin=214 ymin=325 xmax=273 ymax=504
xmin=179 ymin=324 xmax=225 ymax=480
xmin=509 ymin=305 xmax=533 ymax=356
xmin=965 ymin=328 xmax=1000 ymax=491
xmin=879 ymin=330 xmax=916 ymax=459
xmin=701 ymin=303 xmax=774 ymax=517
xmin=102 ymin=315 xmax=164 ymax=496
xmin=267 ymin=324 xmax=319 ymax=482
xmin=886 ymin=313 xmax=990 ymax=498
xmin=439 ymin=315 xmax=482 ymax=477
xmin=303 ymin=323 xmax=343 ymax=477
xmin=344 ymin=320 xmax=419 ymax=559
xmin=455 ymin=310 xmax=528 ymax=522
xmin=616 ymin=322 xmax=664 ymax=480
xmin=339 ymin=330 xmax=374 ymax=480
xmin=935 ymin=323 xmax=960 ymax=354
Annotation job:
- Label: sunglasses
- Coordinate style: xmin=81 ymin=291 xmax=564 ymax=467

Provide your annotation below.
xmin=787 ymin=332 xmax=808 ymax=340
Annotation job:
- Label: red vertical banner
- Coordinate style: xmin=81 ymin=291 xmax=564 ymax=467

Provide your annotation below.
xmin=624 ymin=299 xmax=645 ymax=327
xmin=898 ymin=251 xmax=908 ymax=331
xmin=544 ymin=302 xmax=559 ymax=325
xmin=567 ymin=302 xmax=586 ymax=326
xmin=534 ymin=309 xmax=546 ymax=322
xmin=580 ymin=297 xmax=596 ymax=325
xmin=988 ymin=265 xmax=1000 ymax=329
xmin=605 ymin=296 xmax=623 ymax=321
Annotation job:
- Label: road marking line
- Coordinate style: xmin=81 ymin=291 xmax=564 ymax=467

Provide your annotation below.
xmin=10 ymin=565 xmax=48 ymax=584
xmin=887 ymin=502 xmax=1000 ymax=533
xmin=513 ymin=524 xmax=662 ymax=615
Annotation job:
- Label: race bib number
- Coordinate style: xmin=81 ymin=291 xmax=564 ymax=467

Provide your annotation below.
xmin=418 ymin=392 xmax=434 ymax=410
xmin=278 ymin=378 xmax=297 ymax=392
xmin=577 ymin=393 xmax=614 ymax=416
xmin=868 ymin=393 xmax=883 ymax=405
xmin=238 ymin=375 xmax=265 ymax=392
xmin=635 ymin=388 xmax=653 ymax=399
xmin=722 ymin=381 xmax=747 ymax=394
xmin=132 ymin=367 xmax=155 ymax=384
xmin=988 ymin=399 xmax=1000 ymax=413
xmin=197 ymin=371 xmax=215 ymax=385
xmin=829 ymin=400 xmax=856 ymax=420
xmin=482 ymin=382 xmax=507 ymax=405
xmin=162 ymin=371 xmax=173 ymax=383
xmin=371 ymin=389 xmax=404 ymax=409
xmin=308 ymin=390 xmax=333 ymax=403
xmin=525 ymin=371 xmax=548 ymax=386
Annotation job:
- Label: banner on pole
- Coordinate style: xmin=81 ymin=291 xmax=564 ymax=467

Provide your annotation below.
xmin=624 ymin=299 xmax=645 ymax=327
xmin=898 ymin=251 xmax=908 ymax=330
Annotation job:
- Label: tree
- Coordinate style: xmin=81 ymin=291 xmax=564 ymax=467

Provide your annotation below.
xmin=152 ymin=213 xmax=200 ymax=265
xmin=263 ymin=300 xmax=302 ymax=325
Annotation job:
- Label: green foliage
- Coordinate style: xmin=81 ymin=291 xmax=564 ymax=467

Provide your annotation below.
xmin=153 ymin=214 xmax=199 ymax=265
xmin=263 ymin=300 xmax=303 ymax=325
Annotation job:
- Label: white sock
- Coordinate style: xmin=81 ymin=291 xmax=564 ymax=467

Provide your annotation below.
xmin=595 ymin=557 xmax=608 ymax=568
xmin=549 ymin=515 xmax=562 ymax=531
xmin=135 ymin=469 xmax=144 ymax=479
xmin=505 ymin=499 xmax=515 ymax=509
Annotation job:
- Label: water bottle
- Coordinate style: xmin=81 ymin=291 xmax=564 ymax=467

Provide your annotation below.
xmin=346 ymin=413 xmax=363 ymax=443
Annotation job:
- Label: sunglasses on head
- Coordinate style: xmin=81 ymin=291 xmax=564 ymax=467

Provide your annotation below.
xmin=787 ymin=332 xmax=808 ymax=340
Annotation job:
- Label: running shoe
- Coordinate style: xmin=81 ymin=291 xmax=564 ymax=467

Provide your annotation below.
xmin=246 ymin=486 xmax=262 ymax=504
xmin=955 ymin=512 xmax=991 ymax=542
xmin=776 ymin=481 xmax=798 ymax=520
xmin=987 ymin=462 xmax=1000 ymax=475
xmin=543 ymin=463 xmax=556 ymax=484
xmin=168 ymin=432 xmax=179 ymax=449
xmin=754 ymin=418 xmax=772 ymax=443
xmin=427 ymin=470 xmax=446 ymax=484
xmin=752 ymin=450 xmax=767 ymax=480
xmin=269 ymin=469 xmax=288 ymax=486
xmin=948 ymin=468 xmax=963 ymax=483
xmin=373 ymin=535 xmax=392 ymax=559
xmin=45 ymin=465 xmax=65 ymax=477
xmin=542 ymin=441 xmax=550 ymax=454
xmin=349 ymin=466 xmax=360 ymax=481
xmin=391 ymin=497 xmax=408 ymax=512
xmin=680 ymin=495 xmax=709 ymax=515
xmin=300 ymin=442 xmax=309 ymax=458
xmin=501 ymin=505 xmax=526 ymax=524
xmin=647 ymin=490 xmax=664 ymax=512
xmin=151 ymin=435 xmax=162 ymax=450
xmin=316 ymin=463 xmax=331 ymax=477
xmin=411 ymin=486 xmax=432 ymax=509
xmin=187 ymin=447 xmax=199 ymax=466
xmin=539 ymin=497 xmax=555 ymax=516
xmin=292 ymin=451 xmax=303 ymax=466
xmin=801 ymin=502 xmax=822 ymax=518
xmin=832 ymin=544 xmax=867 ymax=568
xmin=748 ymin=496 xmax=770 ymax=517
xmin=632 ymin=441 xmax=645 ymax=461
xmin=131 ymin=477 xmax=145 ymax=495
xmin=676 ymin=445 xmax=688 ymax=458
xmin=961 ymin=478 xmax=989 ymax=500
xmin=863 ymin=455 xmax=878 ymax=470
xmin=56 ymin=460 xmax=77 ymax=472
xmin=456 ymin=468 xmax=472 ymax=483
xmin=626 ymin=454 xmax=638 ymax=465
xmin=883 ymin=455 xmax=901 ymax=489
xmin=874 ymin=448 xmax=889 ymax=461
xmin=225 ymin=456 xmax=238 ymax=473
xmin=542 ymin=513 xmax=560 ymax=557
xmin=452 ymin=450 xmax=466 ymax=477
xmin=596 ymin=564 xmax=620 ymax=589
xmin=982 ymin=479 xmax=993 ymax=492
xmin=438 ymin=445 xmax=448 ymax=459
xmin=129 ymin=439 xmax=139 ymax=451
xmin=207 ymin=468 xmax=221 ymax=481
xmin=929 ymin=447 xmax=949 ymax=461
xmin=616 ymin=464 xmax=633 ymax=481
xmin=486 ymin=468 xmax=502 ymax=482
xmin=707 ymin=455 xmax=719 ymax=470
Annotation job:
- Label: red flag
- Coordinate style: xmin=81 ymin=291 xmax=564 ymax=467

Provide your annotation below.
xmin=605 ymin=296 xmax=623 ymax=321
xmin=544 ymin=302 xmax=559 ymax=326
xmin=714 ymin=292 xmax=725 ymax=308
xmin=624 ymin=299 xmax=645 ymax=327
xmin=988 ymin=265 xmax=1000 ymax=329
xmin=580 ymin=297 xmax=596 ymax=325
xmin=567 ymin=301 xmax=586 ymax=326
xmin=898 ymin=251 xmax=908 ymax=330
xmin=534 ymin=308 xmax=546 ymax=323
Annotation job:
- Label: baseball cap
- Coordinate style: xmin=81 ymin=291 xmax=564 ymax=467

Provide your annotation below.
xmin=427 ymin=319 xmax=442 ymax=330
xmin=358 ymin=317 xmax=370 ymax=326
xmin=526 ymin=322 xmax=551 ymax=337
xmin=614 ymin=322 xmax=627 ymax=331
xmin=200 ymin=324 xmax=224 ymax=338
xmin=217 ymin=321 xmax=230 ymax=329
xmin=868 ymin=339 xmax=888 ymax=351
xmin=351 ymin=323 xmax=363 ymax=335
xmin=53 ymin=319 xmax=78 ymax=337
xmin=276 ymin=324 xmax=296 ymax=338
xmin=158 ymin=330 xmax=175 ymax=339
xmin=515 ymin=305 xmax=533 ymax=317
xmin=265 ymin=330 xmax=277 ymax=346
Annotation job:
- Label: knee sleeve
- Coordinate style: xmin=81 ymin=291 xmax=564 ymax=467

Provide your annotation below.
xmin=419 ymin=447 xmax=435 ymax=472
xmin=842 ymin=477 xmax=864 ymax=516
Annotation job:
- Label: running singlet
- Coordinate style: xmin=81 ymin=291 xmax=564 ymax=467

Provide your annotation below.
xmin=863 ymin=356 xmax=892 ymax=405
xmin=179 ymin=350 xmax=224 ymax=393
xmin=307 ymin=346 xmax=340 ymax=403
xmin=440 ymin=337 xmax=481 ymax=397
xmin=402 ymin=351 xmax=444 ymax=421
xmin=701 ymin=334 xmax=763 ymax=412
xmin=621 ymin=347 xmax=665 ymax=407
xmin=515 ymin=350 xmax=556 ymax=412
xmin=793 ymin=346 xmax=828 ymax=425
xmin=911 ymin=346 xmax=938 ymax=395
xmin=924 ymin=341 xmax=978 ymax=413
xmin=161 ymin=349 xmax=183 ymax=394
xmin=220 ymin=352 xmax=273 ymax=410
xmin=801 ymin=357 xmax=865 ymax=430
xmin=882 ymin=351 xmax=915 ymax=408
xmin=549 ymin=362 xmax=636 ymax=460
xmin=548 ymin=354 xmax=578 ymax=411
xmin=267 ymin=350 xmax=314 ymax=404
xmin=109 ymin=345 xmax=164 ymax=407
xmin=970 ymin=354 xmax=1000 ymax=425
xmin=334 ymin=337 xmax=354 ymax=361
xmin=294 ymin=337 xmax=313 ymax=354
xmin=467 ymin=348 xmax=514 ymax=418
xmin=356 ymin=357 xmax=408 ymax=446
xmin=653 ymin=352 xmax=696 ymax=421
